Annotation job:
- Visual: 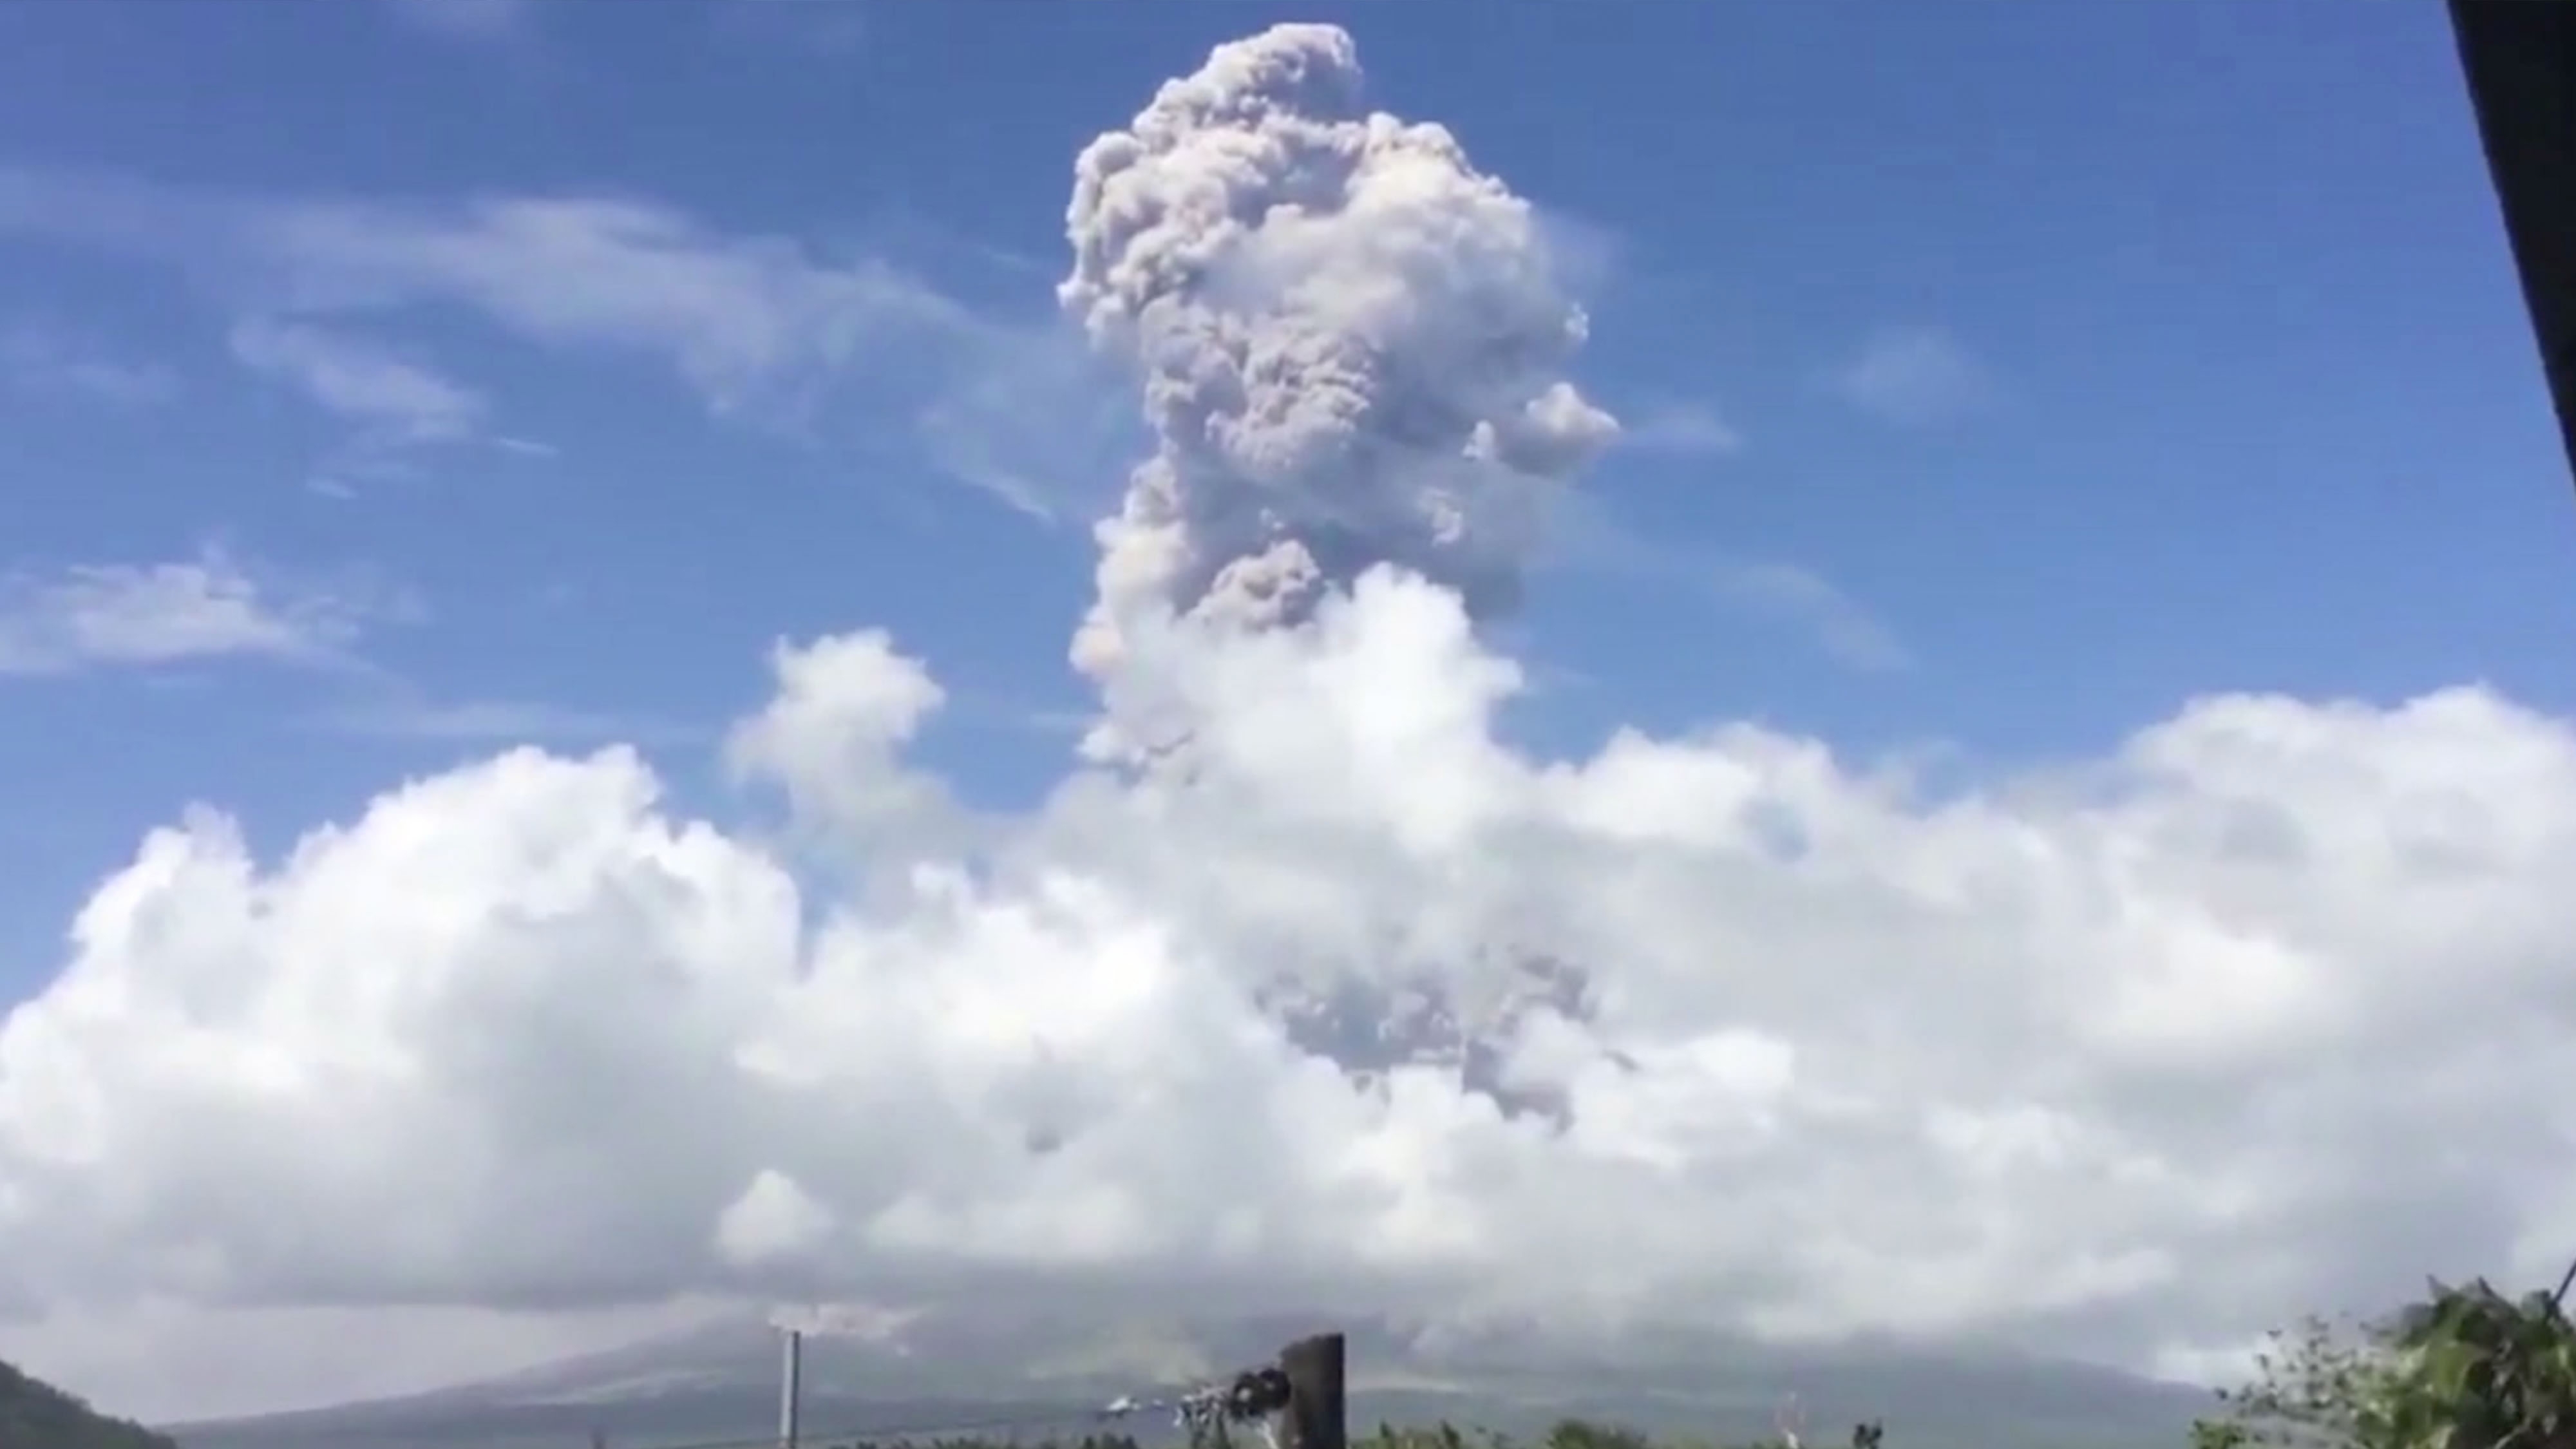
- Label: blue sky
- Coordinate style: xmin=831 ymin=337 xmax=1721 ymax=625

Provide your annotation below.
xmin=1 ymin=0 xmax=2568 ymax=1005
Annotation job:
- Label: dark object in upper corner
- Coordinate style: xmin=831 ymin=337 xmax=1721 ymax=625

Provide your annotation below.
xmin=2449 ymin=0 xmax=2576 ymax=493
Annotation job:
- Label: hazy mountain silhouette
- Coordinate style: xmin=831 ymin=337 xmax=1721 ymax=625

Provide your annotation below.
xmin=164 ymin=1308 xmax=2211 ymax=1449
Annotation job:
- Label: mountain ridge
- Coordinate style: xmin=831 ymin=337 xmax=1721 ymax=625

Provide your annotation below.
xmin=162 ymin=1309 xmax=2214 ymax=1449
xmin=4 ymin=1355 xmax=182 ymax=1449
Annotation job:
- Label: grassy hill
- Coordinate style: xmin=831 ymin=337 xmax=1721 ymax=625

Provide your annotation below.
xmin=1 ymin=1357 xmax=179 ymax=1449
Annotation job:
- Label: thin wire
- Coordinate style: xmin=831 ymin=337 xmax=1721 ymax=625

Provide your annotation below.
xmin=639 ymin=1404 xmax=1122 ymax=1449
xmin=632 ymin=1377 xmax=1249 ymax=1449
xmin=802 ymin=1405 xmax=1128 ymax=1446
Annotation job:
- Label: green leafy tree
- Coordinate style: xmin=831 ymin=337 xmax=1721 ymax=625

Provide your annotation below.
xmin=2381 ymin=1267 xmax=2576 ymax=1449
xmin=2198 ymin=1262 xmax=2576 ymax=1449
xmin=2199 ymin=1311 xmax=2410 ymax=1449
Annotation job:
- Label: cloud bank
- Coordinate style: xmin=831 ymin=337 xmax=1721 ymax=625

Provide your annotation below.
xmin=6 ymin=23 xmax=2576 ymax=1421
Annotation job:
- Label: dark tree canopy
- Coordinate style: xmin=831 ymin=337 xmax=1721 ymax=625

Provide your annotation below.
xmin=0 ymin=1358 xmax=178 ymax=1449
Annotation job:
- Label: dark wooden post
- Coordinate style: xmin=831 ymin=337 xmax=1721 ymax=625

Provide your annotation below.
xmin=2450 ymin=0 xmax=2576 ymax=491
xmin=1278 ymin=1333 xmax=1347 ymax=1449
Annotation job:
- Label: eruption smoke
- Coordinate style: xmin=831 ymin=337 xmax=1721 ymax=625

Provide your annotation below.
xmin=1059 ymin=24 xmax=1620 ymax=677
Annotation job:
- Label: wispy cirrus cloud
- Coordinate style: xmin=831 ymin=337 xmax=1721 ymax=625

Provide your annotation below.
xmin=1711 ymin=560 xmax=1913 ymax=673
xmin=310 ymin=694 xmax=703 ymax=749
xmin=1540 ymin=491 xmax=1910 ymax=672
xmin=0 ymin=538 xmax=638 ymax=752
xmin=0 ymin=165 xmax=983 ymax=426
xmin=0 ymin=545 xmax=407 ymax=677
xmin=1616 ymin=398 xmax=1743 ymax=458
xmin=912 ymin=325 xmax=1141 ymax=524
xmin=0 ymin=325 xmax=180 ymax=408
xmin=714 ymin=0 xmax=869 ymax=57
xmin=227 ymin=317 xmax=488 ymax=491
xmin=381 ymin=0 xmax=537 ymax=44
xmin=243 ymin=192 xmax=976 ymax=413
xmin=1834 ymin=325 xmax=2000 ymax=426
xmin=229 ymin=317 xmax=483 ymax=441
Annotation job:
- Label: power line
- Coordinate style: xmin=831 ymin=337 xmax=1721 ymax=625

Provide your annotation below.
xmin=629 ymin=1368 xmax=1291 ymax=1449
xmin=639 ymin=1403 xmax=1132 ymax=1449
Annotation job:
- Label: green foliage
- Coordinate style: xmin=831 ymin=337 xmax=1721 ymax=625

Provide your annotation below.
xmin=0 ymin=1358 xmax=178 ymax=1449
xmin=2198 ymin=1262 xmax=2576 ymax=1449
xmin=2199 ymin=1311 xmax=2410 ymax=1449
xmin=882 ymin=1415 xmax=1866 ymax=1449
xmin=849 ymin=1417 xmax=1889 ymax=1449
xmin=2382 ymin=1269 xmax=2576 ymax=1449
xmin=2189 ymin=1419 xmax=2256 ymax=1449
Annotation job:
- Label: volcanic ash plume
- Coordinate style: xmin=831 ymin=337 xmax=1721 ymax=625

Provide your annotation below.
xmin=1059 ymin=23 xmax=1620 ymax=677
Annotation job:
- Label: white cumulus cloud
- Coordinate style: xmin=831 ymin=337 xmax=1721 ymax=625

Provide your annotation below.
xmin=4 ymin=23 xmax=2573 ymax=1427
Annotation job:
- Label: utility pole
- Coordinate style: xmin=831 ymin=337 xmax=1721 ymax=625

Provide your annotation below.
xmin=777 ymin=1326 xmax=804 ymax=1449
